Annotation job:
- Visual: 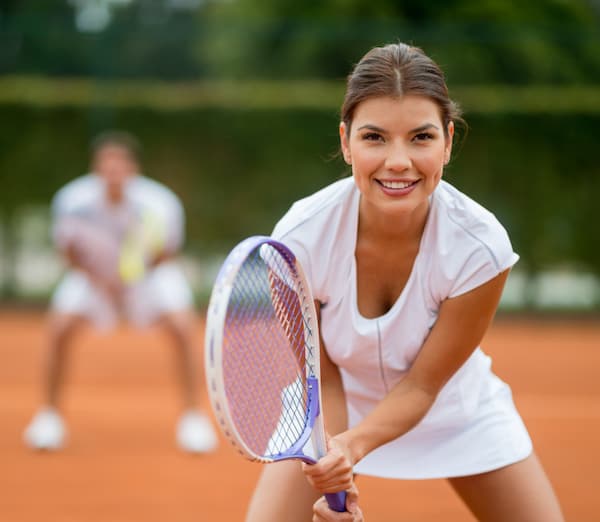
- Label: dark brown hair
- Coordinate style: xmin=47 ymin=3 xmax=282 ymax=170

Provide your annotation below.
xmin=90 ymin=130 xmax=142 ymax=164
xmin=341 ymin=43 xmax=464 ymax=137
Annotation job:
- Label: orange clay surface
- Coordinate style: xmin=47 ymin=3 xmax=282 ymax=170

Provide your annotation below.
xmin=0 ymin=310 xmax=599 ymax=521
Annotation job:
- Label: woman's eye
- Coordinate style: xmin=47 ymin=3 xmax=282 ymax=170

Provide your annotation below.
xmin=414 ymin=132 xmax=434 ymax=142
xmin=362 ymin=132 xmax=383 ymax=141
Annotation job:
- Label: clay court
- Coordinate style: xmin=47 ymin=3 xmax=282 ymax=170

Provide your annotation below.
xmin=0 ymin=310 xmax=598 ymax=521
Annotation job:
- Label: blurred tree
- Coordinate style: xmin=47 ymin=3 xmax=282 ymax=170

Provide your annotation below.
xmin=197 ymin=0 xmax=600 ymax=83
xmin=0 ymin=0 xmax=599 ymax=83
xmin=0 ymin=0 xmax=203 ymax=78
xmin=1 ymin=0 xmax=600 ymax=301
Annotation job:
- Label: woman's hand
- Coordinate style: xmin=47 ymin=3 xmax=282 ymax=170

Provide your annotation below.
xmin=303 ymin=434 xmax=354 ymax=494
xmin=313 ymin=483 xmax=363 ymax=521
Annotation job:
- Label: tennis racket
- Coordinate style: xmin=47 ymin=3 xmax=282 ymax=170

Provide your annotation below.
xmin=118 ymin=208 xmax=167 ymax=284
xmin=204 ymin=235 xmax=347 ymax=513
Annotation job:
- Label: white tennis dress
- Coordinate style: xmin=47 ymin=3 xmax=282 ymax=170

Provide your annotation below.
xmin=272 ymin=177 xmax=532 ymax=479
xmin=51 ymin=174 xmax=193 ymax=330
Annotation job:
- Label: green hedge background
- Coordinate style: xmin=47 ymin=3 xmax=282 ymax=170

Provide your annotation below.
xmin=1 ymin=101 xmax=598 ymax=271
xmin=1 ymin=1 xmax=599 ymax=307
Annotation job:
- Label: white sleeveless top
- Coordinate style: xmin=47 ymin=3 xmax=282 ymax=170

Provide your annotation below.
xmin=272 ymin=177 xmax=532 ymax=479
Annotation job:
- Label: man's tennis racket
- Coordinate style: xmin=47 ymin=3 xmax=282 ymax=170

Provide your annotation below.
xmin=118 ymin=208 xmax=167 ymax=284
xmin=205 ymin=236 xmax=347 ymax=513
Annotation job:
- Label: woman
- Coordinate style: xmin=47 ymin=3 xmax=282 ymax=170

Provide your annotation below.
xmin=246 ymin=43 xmax=564 ymax=522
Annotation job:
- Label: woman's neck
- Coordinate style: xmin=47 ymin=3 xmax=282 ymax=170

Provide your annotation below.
xmin=357 ymin=197 xmax=430 ymax=245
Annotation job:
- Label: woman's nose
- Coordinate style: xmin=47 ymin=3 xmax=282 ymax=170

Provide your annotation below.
xmin=384 ymin=142 xmax=411 ymax=171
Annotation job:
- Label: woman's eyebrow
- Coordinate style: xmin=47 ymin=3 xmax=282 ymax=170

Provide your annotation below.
xmin=410 ymin=123 xmax=440 ymax=133
xmin=356 ymin=124 xmax=386 ymax=132
xmin=356 ymin=122 xmax=440 ymax=134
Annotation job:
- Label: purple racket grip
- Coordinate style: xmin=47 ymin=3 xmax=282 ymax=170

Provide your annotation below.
xmin=325 ymin=491 xmax=347 ymax=513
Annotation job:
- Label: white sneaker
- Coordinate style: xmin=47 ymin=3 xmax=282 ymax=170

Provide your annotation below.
xmin=23 ymin=407 xmax=67 ymax=450
xmin=176 ymin=411 xmax=218 ymax=454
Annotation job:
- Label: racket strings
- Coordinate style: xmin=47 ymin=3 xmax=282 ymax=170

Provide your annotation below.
xmin=222 ymin=246 xmax=313 ymax=458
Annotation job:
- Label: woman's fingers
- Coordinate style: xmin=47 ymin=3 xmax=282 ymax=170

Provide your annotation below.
xmin=303 ymin=435 xmax=354 ymax=493
xmin=303 ymin=449 xmax=353 ymax=492
xmin=312 ymin=483 xmax=363 ymax=521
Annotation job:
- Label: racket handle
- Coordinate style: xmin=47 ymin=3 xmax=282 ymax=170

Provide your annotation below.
xmin=325 ymin=491 xmax=347 ymax=512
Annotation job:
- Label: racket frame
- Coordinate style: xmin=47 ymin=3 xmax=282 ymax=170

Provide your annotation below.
xmin=205 ymin=236 xmax=346 ymax=512
xmin=205 ymin=236 xmax=326 ymax=463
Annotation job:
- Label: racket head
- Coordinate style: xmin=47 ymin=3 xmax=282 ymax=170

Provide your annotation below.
xmin=119 ymin=208 xmax=166 ymax=284
xmin=204 ymin=236 xmax=323 ymax=464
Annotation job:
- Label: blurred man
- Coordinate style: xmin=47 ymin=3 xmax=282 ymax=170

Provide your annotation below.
xmin=23 ymin=130 xmax=218 ymax=453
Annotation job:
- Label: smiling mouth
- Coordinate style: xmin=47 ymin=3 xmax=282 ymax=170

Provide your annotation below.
xmin=376 ymin=179 xmax=420 ymax=189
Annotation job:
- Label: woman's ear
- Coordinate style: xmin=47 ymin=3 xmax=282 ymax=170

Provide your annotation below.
xmin=444 ymin=121 xmax=455 ymax=165
xmin=339 ymin=122 xmax=352 ymax=165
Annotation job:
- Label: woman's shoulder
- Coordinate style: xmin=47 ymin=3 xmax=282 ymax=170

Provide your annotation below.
xmin=435 ymin=181 xmax=500 ymax=226
xmin=272 ymin=177 xmax=357 ymax=302
xmin=425 ymin=180 xmax=519 ymax=299
xmin=432 ymin=180 xmax=513 ymax=257
xmin=272 ymin=177 xmax=355 ymax=240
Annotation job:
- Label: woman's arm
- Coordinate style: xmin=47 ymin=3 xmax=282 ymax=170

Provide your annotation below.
xmin=315 ymin=300 xmax=349 ymax=436
xmin=305 ymin=269 xmax=510 ymax=492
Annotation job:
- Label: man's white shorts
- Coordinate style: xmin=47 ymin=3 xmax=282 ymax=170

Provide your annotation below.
xmin=51 ymin=261 xmax=194 ymax=330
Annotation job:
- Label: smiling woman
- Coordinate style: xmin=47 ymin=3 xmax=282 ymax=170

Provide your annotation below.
xmin=245 ymin=42 xmax=565 ymax=522
xmin=340 ymin=95 xmax=452 ymax=223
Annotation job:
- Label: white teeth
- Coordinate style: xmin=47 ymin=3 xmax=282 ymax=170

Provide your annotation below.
xmin=379 ymin=180 xmax=415 ymax=189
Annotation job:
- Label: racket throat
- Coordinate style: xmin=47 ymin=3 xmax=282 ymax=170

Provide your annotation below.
xmin=270 ymin=376 xmax=321 ymax=465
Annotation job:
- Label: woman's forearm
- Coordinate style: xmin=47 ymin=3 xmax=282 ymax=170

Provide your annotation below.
xmin=338 ymin=377 xmax=436 ymax=465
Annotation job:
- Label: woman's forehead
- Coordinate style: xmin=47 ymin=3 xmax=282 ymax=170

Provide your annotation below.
xmin=351 ymin=95 xmax=443 ymax=129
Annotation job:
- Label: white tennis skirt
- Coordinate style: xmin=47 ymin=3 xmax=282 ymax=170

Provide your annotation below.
xmin=348 ymin=353 xmax=533 ymax=479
